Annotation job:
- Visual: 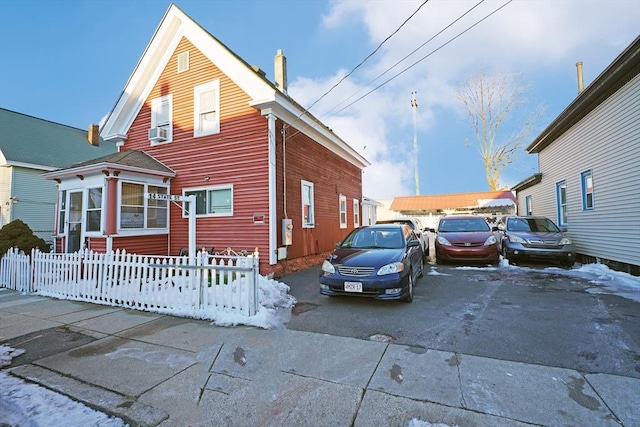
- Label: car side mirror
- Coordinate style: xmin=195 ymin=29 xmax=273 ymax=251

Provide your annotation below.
xmin=335 ymin=242 xmax=341 ymax=248
xmin=491 ymin=226 xmax=498 ymax=231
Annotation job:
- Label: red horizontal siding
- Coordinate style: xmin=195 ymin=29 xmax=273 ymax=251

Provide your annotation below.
xmin=121 ymin=37 xmax=270 ymax=262
xmin=275 ymin=120 xmax=363 ymax=261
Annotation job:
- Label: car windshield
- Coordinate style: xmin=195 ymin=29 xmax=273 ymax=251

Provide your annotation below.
xmin=341 ymin=228 xmax=404 ymax=249
xmin=378 ymin=220 xmax=415 ymax=230
xmin=507 ymin=218 xmax=560 ymax=232
xmin=438 ymin=218 xmax=489 ymax=232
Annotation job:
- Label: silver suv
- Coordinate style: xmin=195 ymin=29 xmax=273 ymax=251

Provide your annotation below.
xmin=376 ymin=217 xmax=429 ymax=258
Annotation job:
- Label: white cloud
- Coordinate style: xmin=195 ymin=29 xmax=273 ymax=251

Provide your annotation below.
xmin=293 ymin=0 xmax=639 ymax=199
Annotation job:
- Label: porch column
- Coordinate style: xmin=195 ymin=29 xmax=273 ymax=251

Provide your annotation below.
xmin=106 ymin=177 xmax=118 ymax=235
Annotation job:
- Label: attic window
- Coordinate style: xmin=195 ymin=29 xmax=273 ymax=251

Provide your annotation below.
xmin=178 ymin=51 xmax=189 ymax=73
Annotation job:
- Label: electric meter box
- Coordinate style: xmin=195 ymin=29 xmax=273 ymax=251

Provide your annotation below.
xmin=282 ymin=218 xmax=293 ymax=246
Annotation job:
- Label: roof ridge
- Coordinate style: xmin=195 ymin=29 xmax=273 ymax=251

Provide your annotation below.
xmin=0 ymin=107 xmax=89 ymax=132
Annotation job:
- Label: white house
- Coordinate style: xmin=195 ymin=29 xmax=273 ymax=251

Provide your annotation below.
xmin=513 ymin=36 xmax=639 ymax=275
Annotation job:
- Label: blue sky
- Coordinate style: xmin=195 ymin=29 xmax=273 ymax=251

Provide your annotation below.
xmin=1 ymin=0 xmax=638 ymax=200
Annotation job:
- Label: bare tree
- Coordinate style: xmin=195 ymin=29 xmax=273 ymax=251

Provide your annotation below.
xmin=456 ymin=69 xmax=541 ymax=190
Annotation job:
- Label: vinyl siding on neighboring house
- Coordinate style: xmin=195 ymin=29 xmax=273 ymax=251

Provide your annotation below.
xmin=518 ymin=74 xmax=640 ymax=266
xmin=10 ymin=167 xmax=57 ymax=242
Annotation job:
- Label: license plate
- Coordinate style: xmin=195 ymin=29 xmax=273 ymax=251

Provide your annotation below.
xmin=344 ymin=282 xmax=363 ymax=292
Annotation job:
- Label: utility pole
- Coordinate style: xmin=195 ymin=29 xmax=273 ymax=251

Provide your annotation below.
xmin=411 ymin=91 xmax=419 ymax=195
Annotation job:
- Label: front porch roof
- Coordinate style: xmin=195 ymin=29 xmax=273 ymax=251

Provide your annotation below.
xmin=42 ymin=150 xmax=176 ymax=180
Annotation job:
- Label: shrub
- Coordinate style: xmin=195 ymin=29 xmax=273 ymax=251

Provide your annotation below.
xmin=0 ymin=219 xmax=50 ymax=256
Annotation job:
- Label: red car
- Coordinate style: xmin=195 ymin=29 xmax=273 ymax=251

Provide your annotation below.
xmin=431 ymin=215 xmax=499 ymax=265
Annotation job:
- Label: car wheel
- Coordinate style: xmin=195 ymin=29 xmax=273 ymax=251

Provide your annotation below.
xmin=403 ymin=272 xmax=414 ymax=303
xmin=561 ymin=260 xmax=574 ymax=268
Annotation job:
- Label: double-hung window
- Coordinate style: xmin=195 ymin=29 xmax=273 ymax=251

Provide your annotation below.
xmin=150 ymin=94 xmax=173 ymax=144
xmin=339 ymin=195 xmax=347 ymax=229
xmin=183 ymin=185 xmax=233 ymax=217
xmin=194 ymin=80 xmax=220 ymax=137
xmin=120 ymin=182 xmax=168 ymax=230
xmin=581 ymin=170 xmax=594 ymax=210
xmin=556 ymin=181 xmax=567 ymax=227
xmin=525 ymin=195 xmax=532 ymax=216
xmin=353 ymin=199 xmax=360 ymax=227
xmin=86 ymin=187 xmax=103 ymax=232
xmin=301 ymin=180 xmax=315 ymax=228
xmin=58 ymin=190 xmax=67 ymax=234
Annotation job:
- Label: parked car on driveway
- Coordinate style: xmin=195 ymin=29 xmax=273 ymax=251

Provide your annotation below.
xmin=376 ymin=217 xmax=429 ymax=257
xmin=496 ymin=215 xmax=576 ymax=267
xmin=319 ymin=224 xmax=424 ymax=302
xmin=430 ymin=215 xmax=499 ymax=265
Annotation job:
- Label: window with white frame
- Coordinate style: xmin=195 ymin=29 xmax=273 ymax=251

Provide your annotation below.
xmin=183 ymin=185 xmax=233 ymax=217
xmin=120 ymin=182 xmax=168 ymax=230
xmin=353 ymin=199 xmax=360 ymax=227
xmin=58 ymin=190 xmax=67 ymax=234
xmin=194 ymin=80 xmax=220 ymax=137
xmin=339 ymin=195 xmax=347 ymax=228
xmin=556 ymin=181 xmax=567 ymax=227
xmin=301 ymin=180 xmax=315 ymax=228
xmin=581 ymin=170 xmax=594 ymax=210
xmin=150 ymin=94 xmax=172 ymax=144
xmin=525 ymin=195 xmax=532 ymax=216
xmin=177 ymin=51 xmax=189 ymax=73
xmin=86 ymin=187 xmax=103 ymax=232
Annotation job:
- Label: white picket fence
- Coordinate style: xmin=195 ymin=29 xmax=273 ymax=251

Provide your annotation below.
xmin=0 ymin=247 xmax=260 ymax=318
xmin=0 ymin=248 xmax=32 ymax=292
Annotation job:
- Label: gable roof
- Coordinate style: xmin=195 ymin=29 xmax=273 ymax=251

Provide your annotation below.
xmin=100 ymin=3 xmax=369 ymax=169
xmin=390 ymin=190 xmax=516 ymax=212
xmin=42 ymin=150 xmax=175 ymax=180
xmin=0 ymin=108 xmax=117 ymax=171
xmin=527 ymin=36 xmax=640 ymax=153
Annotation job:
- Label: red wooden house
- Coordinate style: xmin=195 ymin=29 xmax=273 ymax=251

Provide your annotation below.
xmin=44 ymin=4 xmax=369 ymax=276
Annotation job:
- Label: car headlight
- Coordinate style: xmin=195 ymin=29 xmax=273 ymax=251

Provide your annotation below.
xmin=436 ymin=236 xmax=451 ymax=246
xmin=321 ymin=260 xmax=335 ymax=274
xmin=559 ymin=237 xmax=572 ymax=245
xmin=484 ymin=235 xmax=497 ymax=245
xmin=377 ymin=262 xmax=404 ymax=276
xmin=508 ymin=235 xmax=527 ymax=244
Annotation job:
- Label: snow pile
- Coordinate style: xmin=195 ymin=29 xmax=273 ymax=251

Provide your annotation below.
xmin=549 ymin=263 xmax=640 ymax=303
xmin=208 ymin=275 xmax=296 ymax=329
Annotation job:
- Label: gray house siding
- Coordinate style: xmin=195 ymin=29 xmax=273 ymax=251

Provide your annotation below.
xmin=518 ymin=74 xmax=640 ymax=268
xmin=12 ymin=166 xmax=58 ymax=242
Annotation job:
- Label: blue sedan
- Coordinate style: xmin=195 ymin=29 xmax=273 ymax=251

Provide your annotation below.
xmin=319 ymin=224 xmax=424 ymax=302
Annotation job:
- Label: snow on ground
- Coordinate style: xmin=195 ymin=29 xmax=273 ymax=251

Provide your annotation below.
xmin=1 ymin=346 xmax=128 ymax=427
xmin=1 ymin=265 xmax=637 ymax=425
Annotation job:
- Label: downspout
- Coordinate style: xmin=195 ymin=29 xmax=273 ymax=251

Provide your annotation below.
xmin=268 ymin=114 xmax=277 ymax=265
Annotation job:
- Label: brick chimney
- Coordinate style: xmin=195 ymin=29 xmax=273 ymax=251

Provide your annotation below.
xmin=88 ymin=124 xmax=100 ymax=146
xmin=274 ymin=49 xmax=287 ymax=94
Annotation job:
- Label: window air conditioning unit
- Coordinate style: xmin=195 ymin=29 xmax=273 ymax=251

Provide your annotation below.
xmin=148 ymin=127 xmax=167 ymax=142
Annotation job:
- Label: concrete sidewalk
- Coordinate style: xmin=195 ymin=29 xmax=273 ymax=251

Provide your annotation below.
xmin=1 ymin=288 xmax=638 ymax=427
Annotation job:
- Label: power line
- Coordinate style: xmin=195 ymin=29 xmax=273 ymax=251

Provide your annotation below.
xmin=328 ymin=0 xmax=513 ymax=117
xmin=319 ymin=0 xmax=486 ymax=120
xmin=304 ymin=0 xmax=430 ymax=114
